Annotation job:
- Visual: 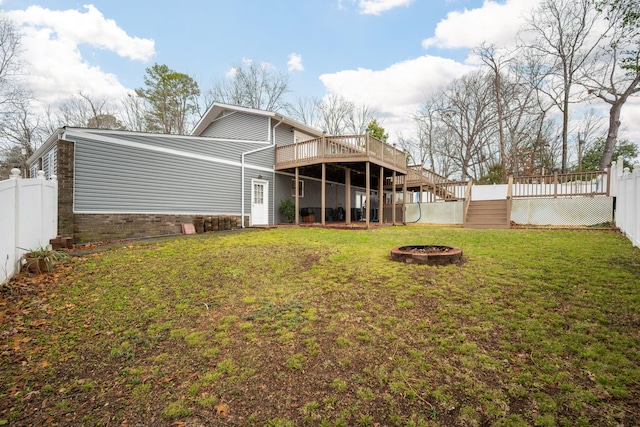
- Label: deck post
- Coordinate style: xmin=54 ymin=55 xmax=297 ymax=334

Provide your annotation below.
xmin=392 ymin=170 xmax=397 ymax=224
xmin=365 ymin=130 xmax=370 ymax=157
xmin=295 ymin=167 xmax=300 ymax=225
xmin=321 ymin=163 xmax=326 ymax=226
xmin=379 ymin=166 xmax=384 ymax=224
xmin=366 ymin=161 xmax=370 ymax=229
xmin=345 ymin=167 xmax=351 ymax=225
xmin=402 ymin=174 xmax=407 ymax=224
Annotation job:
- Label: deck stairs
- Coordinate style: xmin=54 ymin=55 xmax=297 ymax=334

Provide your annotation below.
xmin=464 ymin=199 xmax=511 ymax=229
xmin=387 ymin=165 xmax=462 ymax=201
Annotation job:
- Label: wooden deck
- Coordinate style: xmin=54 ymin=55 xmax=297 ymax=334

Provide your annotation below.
xmin=386 ymin=165 xmax=468 ymax=202
xmin=275 ymin=134 xmax=407 ymax=174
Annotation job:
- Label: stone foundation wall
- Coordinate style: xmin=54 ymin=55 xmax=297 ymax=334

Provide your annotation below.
xmin=73 ymin=213 xmax=248 ymax=243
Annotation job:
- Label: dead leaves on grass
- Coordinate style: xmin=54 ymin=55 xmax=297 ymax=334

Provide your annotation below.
xmin=215 ymin=403 xmax=229 ymax=417
xmin=1 ymin=265 xmax=72 ymax=367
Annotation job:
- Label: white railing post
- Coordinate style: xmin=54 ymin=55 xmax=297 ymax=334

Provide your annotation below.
xmin=50 ymin=175 xmax=58 ymax=241
xmin=13 ymin=169 xmax=21 ymax=282
xmin=634 ymin=168 xmax=640 ymax=247
xmin=617 ymin=167 xmax=627 ymax=233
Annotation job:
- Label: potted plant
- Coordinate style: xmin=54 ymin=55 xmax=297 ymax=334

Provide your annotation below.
xmin=278 ymin=199 xmax=296 ymax=223
xmin=21 ymin=245 xmax=69 ymax=273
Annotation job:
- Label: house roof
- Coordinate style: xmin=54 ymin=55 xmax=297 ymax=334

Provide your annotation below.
xmin=191 ymin=102 xmax=323 ymax=138
xmin=28 ymin=103 xmax=324 ymax=166
xmin=27 ymin=128 xmax=65 ymax=165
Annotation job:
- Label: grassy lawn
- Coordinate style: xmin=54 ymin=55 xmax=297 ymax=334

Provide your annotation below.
xmin=1 ymin=226 xmax=639 ymax=426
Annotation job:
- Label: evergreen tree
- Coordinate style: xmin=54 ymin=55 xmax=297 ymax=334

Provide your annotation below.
xmin=135 ymin=64 xmax=200 ymax=134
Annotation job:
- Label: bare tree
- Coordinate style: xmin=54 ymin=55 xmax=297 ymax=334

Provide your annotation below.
xmin=474 ymin=44 xmax=510 ymax=180
xmin=573 ymin=109 xmax=604 ymax=171
xmin=522 ymin=0 xmax=611 ymax=173
xmin=0 ymin=96 xmax=47 ymax=178
xmin=344 ymin=102 xmax=377 ymax=135
xmin=120 ymin=92 xmax=147 ymax=132
xmin=208 ymin=61 xmax=289 ymax=112
xmin=584 ymin=0 xmax=640 ymax=170
xmin=51 ymin=90 xmax=124 ymax=130
xmin=437 ymin=70 xmax=498 ymax=180
xmin=286 ymin=93 xmax=379 ymax=137
xmin=0 ymin=14 xmax=36 ymax=178
xmin=0 ymin=15 xmax=23 ymax=111
xmin=410 ymin=94 xmax=445 ymax=170
xmin=285 ymin=96 xmax=321 ymax=127
xmin=316 ymin=94 xmax=353 ymax=134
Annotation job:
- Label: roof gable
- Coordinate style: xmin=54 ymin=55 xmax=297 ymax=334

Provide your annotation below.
xmin=191 ymin=102 xmax=322 ymax=139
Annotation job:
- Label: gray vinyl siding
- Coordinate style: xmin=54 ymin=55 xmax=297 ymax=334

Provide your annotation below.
xmin=244 ymin=146 xmax=274 ymax=168
xmin=73 ymin=136 xmax=243 ymax=214
xmin=200 ymin=112 xmax=269 ymax=141
xmin=273 ymin=124 xmax=295 ymax=146
xmin=275 ymin=172 xmax=365 ymax=222
xmin=274 ymin=173 xmax=293 ymax=223
xmin=81 ymin=130 xmax=271 ymax=165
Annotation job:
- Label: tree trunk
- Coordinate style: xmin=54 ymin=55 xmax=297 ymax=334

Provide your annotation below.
xmin=599 ymin=104 xmax=621 ymax=171
xmin=598 ymin=74 xmax=640 ymax=171
xmin=495 ymin=72 xmax=506 ymax=182
xmin=561 ymin=91 xmax=570 ymax=174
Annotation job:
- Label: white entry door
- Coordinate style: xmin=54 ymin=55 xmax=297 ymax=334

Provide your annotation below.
xmin=251 ymin=179 xmax=269 ymax=225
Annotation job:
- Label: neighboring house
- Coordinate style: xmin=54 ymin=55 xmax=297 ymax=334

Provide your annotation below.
xmin=27 ymin=103 xmax=409 ymax=243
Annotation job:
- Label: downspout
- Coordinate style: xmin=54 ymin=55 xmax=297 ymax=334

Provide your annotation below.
xmin=241 ymin=117 xmax=284 ymax=228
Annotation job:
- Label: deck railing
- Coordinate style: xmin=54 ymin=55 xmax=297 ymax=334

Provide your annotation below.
xmin=275 ymin=134 xmax=407 ymax=171
xmin=390 ymin=165 xmax=467 ymax=201
xmin=509 ymin=170 xmax=610 ymax=198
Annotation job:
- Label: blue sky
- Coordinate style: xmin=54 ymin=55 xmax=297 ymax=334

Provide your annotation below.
xmin=2 ymin=0 xmax=639 ymax=144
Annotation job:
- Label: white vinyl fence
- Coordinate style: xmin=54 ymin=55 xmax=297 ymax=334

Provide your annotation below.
xmin=610 ymin=158 xmax=640 ymax=247
xmin=0 ymin=169 xmax=58 ymax=285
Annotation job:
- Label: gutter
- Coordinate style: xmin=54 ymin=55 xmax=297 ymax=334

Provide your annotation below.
xmin=241 ymin=116 xmax=284 ymax=228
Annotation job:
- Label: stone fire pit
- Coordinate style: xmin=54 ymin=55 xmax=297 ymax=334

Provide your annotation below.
xmin=390 ymin=245 xmax=462 ymax=266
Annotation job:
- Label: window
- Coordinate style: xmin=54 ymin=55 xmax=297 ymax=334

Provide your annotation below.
xmin=254 ymin=183 xmax=264 ymax=204
xmin=291 ymin=179 xmax=304 ymax=198
xmin=46 ymin=150 xmax=56 ymax=178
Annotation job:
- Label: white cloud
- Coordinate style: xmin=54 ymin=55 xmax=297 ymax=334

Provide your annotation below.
xmin=358 ymin=0 xmax=414 ymax=15
xmin=620 ymin=98 xmax=640 ymax=146
xmin=8 ymin=5 xmax=154 ymax=61
xmin=5 ymin=5 xmax=155 ymax=105
xmin=422 ymin=0 xmax=540 ymax=49
xmin=287 ymin=53 xmax=304 ymax=72
xmin=320 ymin=56 xmax=475 ymax=138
